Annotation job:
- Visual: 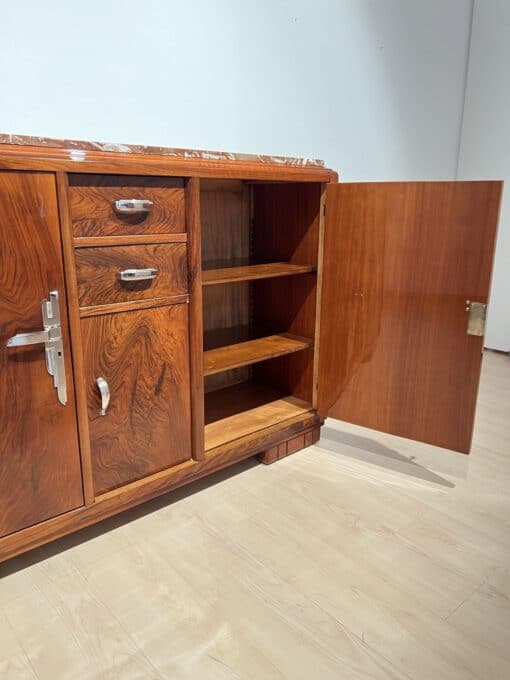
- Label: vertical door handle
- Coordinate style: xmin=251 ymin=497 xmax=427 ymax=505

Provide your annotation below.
xmin=96 ymin=377 xmax=110 ymax=416
xmin=5 ymin=291 xmax=68 ymax=405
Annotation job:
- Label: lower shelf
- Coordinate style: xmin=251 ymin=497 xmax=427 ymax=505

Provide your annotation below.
xmin=204 ymin=382 xmax=314 ymax=451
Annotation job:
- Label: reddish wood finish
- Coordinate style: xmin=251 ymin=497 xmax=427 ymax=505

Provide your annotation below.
xmin=202 ymin=262 xmax=316 ymax=286
xmin=0 ymin=412 xmax=322 ymax=563
xmin=56 ymin=172 xmax=95 ymax=505
xmin=204 ymin=333 xmax=313 ymax=376
xmin=68 ymin=175 xmax=185 ymax=237
xmin=0 ymin=171 xmax=84 ymax=536
xmin=318 ymin=181 xmax=502 ymax=453
xmin=75 ymin=243 xmax=188 ymax=307
xmin=81 ymin=304 xmax=192 ymax=495
xmin=259 ymin=425 xmax=320 ymax=464
xmin=0 ymin=144 xmax=338 ymax=183
xmin=252 ymin=182 xmax=322 ymax=404
xmin=185 ymin=178 xmax=205 ymax=460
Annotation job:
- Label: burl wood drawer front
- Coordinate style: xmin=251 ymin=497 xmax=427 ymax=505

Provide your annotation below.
xmin=82 ymin=304 xmax=192 ymax=495
xmin=68 ymin=175 xmax=185 ymax=237
xmin=75 ymin=243 xmax=188 ymax=307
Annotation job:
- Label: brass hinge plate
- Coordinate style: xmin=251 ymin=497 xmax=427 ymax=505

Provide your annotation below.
xmin=466 ymin=300 xmax=487 ymax=336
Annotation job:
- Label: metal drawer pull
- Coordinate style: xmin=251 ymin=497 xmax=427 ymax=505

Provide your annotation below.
xmin=6 ymin=291 xmax=68 ymax=405
xmin=119 ymin=268 xmax=158 ymax=281
xmin=96 ymin=377 xmax=110 ymax=416
xmin=114 ymin=199 xmax=153 ymax=214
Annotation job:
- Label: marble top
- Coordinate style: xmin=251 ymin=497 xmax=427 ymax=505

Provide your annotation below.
xmin=0 ymin=134 xmax=324 ymax=167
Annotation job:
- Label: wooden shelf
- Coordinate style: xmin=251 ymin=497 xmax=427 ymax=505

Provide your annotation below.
xmin=203 ymin=333 xmax=313 ymax=376
xmin=202 ymin=262 xmax=316 ymax=286
xmin=204 ymin=382 xmax=313 ymax=451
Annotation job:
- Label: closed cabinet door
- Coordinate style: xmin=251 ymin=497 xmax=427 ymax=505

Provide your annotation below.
xmin=0 ymin=171 xmax=84 ymax=537
xmin=82 ymin=304 xmax=192 ymax=496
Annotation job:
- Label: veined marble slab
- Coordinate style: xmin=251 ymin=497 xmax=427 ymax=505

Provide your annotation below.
xmin=0 ymin=133 xmax=324 ymax=167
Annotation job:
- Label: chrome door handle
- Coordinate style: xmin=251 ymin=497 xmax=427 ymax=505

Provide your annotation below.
xmin=114 ymin=199 xmax=153 ymax=214
xmin=96 ymin=377 xmax=110 ymax=416
xmin=119 ymin=268 xmax=158 ymax=281
xmin=6 ymin=291 xmax=67 ymax=405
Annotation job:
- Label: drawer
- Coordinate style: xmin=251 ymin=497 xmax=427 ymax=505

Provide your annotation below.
xmin=75 ymin=243 xmax=188 ymax=307
xmin=69 ymin=175 xmax=185 ymax=238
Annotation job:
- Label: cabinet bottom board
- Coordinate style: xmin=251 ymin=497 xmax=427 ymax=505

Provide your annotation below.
xmin=205 ymin=382 xmax=314 ymax=451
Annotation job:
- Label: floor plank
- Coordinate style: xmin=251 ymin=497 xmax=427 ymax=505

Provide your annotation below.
xmin=0 ymin=350 xmax=509 ymax=679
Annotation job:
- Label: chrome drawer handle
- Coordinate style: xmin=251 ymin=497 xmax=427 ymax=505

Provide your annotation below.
xmin=114 ymin=199 xmax=153 ymax=214
xmin=96 ymin=377 xmax=110 ymax=416
xmin=119 ymin=268 xmax=158 ymax=282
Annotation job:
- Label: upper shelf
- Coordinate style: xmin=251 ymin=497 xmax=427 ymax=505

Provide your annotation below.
xmin=202 ymin=262 xmax=316 ymax=286
xmin=204 ymin=333 xmax=313 ymax=376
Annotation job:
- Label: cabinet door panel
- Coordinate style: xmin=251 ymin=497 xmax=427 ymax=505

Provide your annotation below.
xmin=318 ymin=181 xmax=502 ymax=453
xmin=82 ymin=304 xmax=192 ymax=495
xmin=0 ymin=171 xmax=83 ymax=537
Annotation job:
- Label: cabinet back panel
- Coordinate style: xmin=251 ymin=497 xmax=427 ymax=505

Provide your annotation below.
xmin=251 ymin=184 xmax=321 ymax=401
xmin=201 ymin=180 xmax=252 ymax=391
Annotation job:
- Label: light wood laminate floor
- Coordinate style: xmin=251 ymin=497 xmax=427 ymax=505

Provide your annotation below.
xmin=1 ymin=351 xmax=509 ymax=679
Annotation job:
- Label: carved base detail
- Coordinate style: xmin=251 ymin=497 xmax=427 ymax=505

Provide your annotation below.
xmin=258 ymin=425 xmax=321 ymax=465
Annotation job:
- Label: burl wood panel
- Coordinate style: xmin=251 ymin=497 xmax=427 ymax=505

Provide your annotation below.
xmin=82 ymin=304 xmax=192 ymax=495
xmin=68 ymin=175 xmax=185 ymax=237
xmin=318 ymin=181 xmax=502 ymax=453
xmin=75 ymin=243 xmax=188 ymax=307
xmin=0 ymin=171 xmax=83 ymax=536
xmin=252 ymin=183 xmax=322 ymax=403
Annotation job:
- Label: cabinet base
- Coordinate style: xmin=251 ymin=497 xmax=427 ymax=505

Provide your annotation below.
xmin=0 ymin=414 xmax=323 ymax=563
xmin=259 ymin=425 xmax=321 ymax=464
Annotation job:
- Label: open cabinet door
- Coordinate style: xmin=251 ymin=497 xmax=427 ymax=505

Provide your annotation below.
xmin=317 ymin=181 xmax=502 ymax=453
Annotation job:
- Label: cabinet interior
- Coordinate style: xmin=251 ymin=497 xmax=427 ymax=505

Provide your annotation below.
xmin=200 ymin=179 xmax=322 ymax=450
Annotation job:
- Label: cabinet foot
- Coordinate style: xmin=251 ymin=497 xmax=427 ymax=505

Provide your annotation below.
xmin=258 ymin=425 xmax=321 ymax=465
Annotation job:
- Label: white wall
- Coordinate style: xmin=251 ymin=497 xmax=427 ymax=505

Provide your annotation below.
xmin=0 ymin=0 xmax=472 ymax=181
xmin=458 ymin=0 xmax=510 ymax=351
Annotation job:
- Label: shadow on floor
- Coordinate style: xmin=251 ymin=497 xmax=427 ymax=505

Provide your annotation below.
xmin=320 ymin=426 xmax=455 ymax=489
xmin=0 ymin=458 xmax=258 ymax=578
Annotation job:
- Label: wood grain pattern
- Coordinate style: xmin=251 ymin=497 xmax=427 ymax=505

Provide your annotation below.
xmin=204 ymin=382 xmax=314 ymax=451
xmin=74 ymin=233 xmax=187 ymax=247
xmin=0 ymin=171 xmax=84 ymax=536
xmin=0 ymin=143 xmax=338 ymax=183
xmin=202 ymin=262 xmax=316 ymax=286
xmin=252 ymin=183 xmax=322 ymax=403
xmin=68 ymin=175 xmax=185 ymax=237
xmin=75 ymin=243 xmax=188 ymax=307
xmin=79 ymin=295 xmax=190 ymax=318
xmin=259 ymin=425 xmax=320 ymax=464
xmin=201 ymin=180 xmax=252 ymax=391
xmin=204 ymin=333 xmax=313 ymax=376
xmin=56 ymin=172 xmax=95 ymax=505
xmin=0 ymin=410 xmax=321 ymax=562
xmin=185 ymin=178 xmax=205 ymax=460
xmin=318 ymin=181 xmax=502 ymax=453
xmin=81 ymin=304 xmax=192 ymax=495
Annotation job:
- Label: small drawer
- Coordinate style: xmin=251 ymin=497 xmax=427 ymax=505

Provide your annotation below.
xmin=69 ymin=175 xmax=185 ymax=238
xmin=75 ymin=243 xmax=188 ymax=307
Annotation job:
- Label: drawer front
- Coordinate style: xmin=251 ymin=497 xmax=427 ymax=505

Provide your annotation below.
xmin=69 ymin=175 xmax=185 ymax=237
xmin=82 ymin=304 xmax=192 ymax=495
xmin=75 ymin=243 xmax=188 ymax=307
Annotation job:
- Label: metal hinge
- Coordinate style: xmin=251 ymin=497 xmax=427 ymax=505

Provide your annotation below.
xmin=466 ymin=300 xmax=487 ymax=337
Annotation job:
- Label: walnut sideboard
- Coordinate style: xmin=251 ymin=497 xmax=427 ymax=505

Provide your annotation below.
xmin=0 ymin=134 xmax=502 ymax=562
